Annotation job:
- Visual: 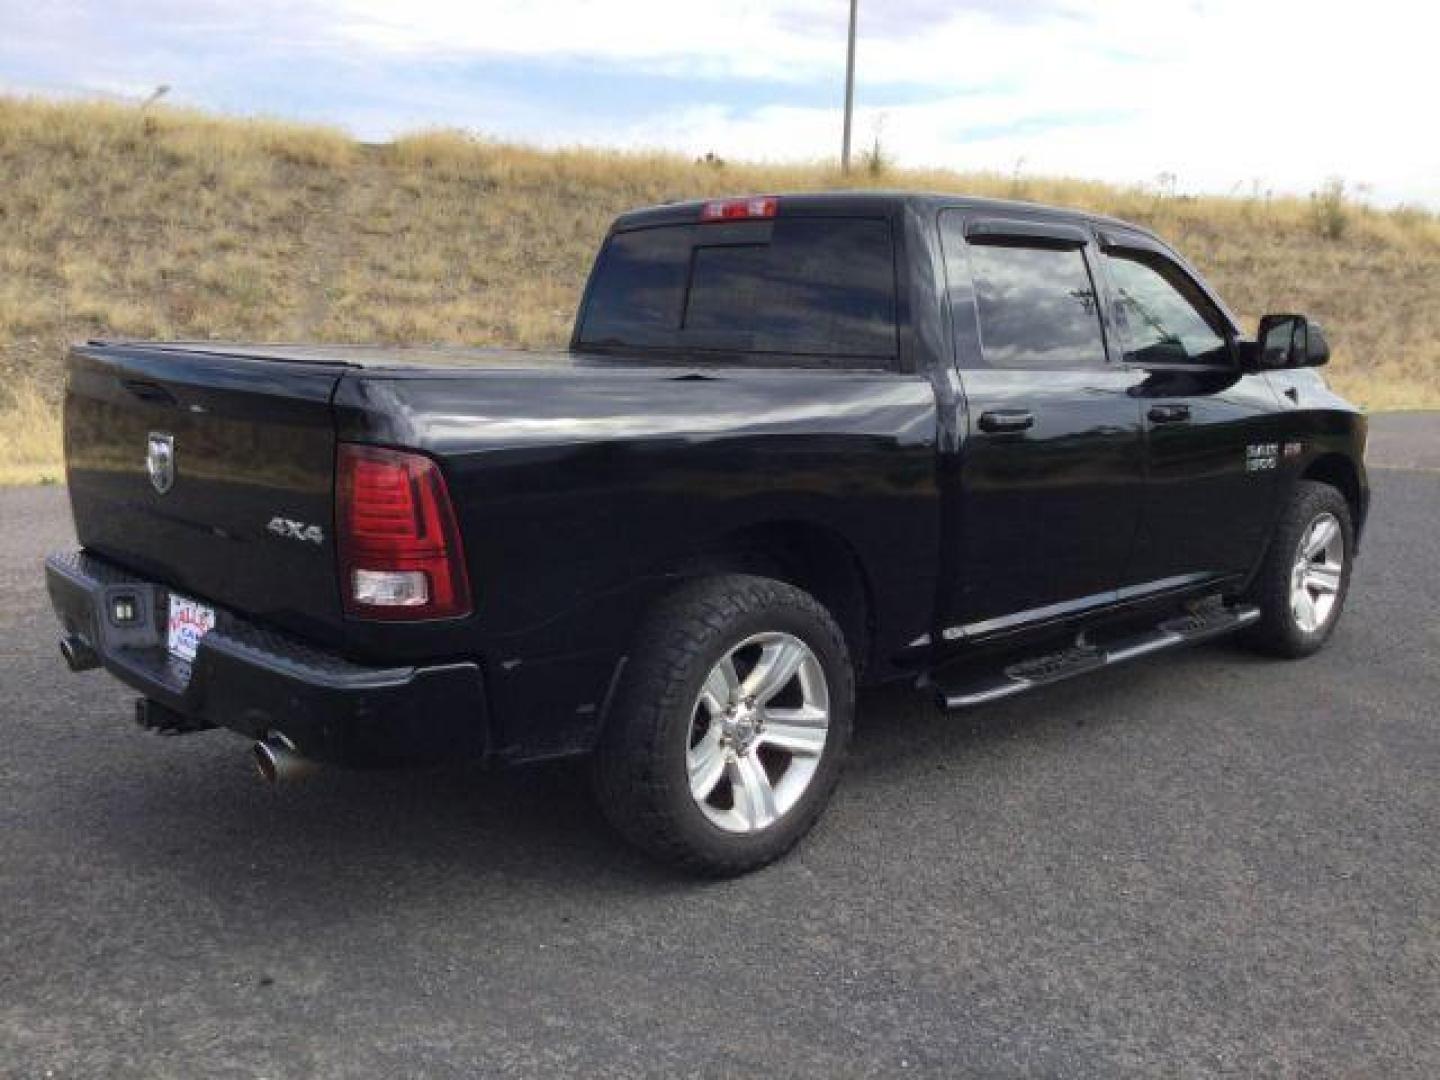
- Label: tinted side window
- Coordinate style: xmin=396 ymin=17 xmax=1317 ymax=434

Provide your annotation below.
xmin=577 ymin=218 xmax=897 ymax=362
xmin=968 ymin=243 xmax=1107 ymax=370
xmin=1104 ymin=250 xmax=1230 ymax=365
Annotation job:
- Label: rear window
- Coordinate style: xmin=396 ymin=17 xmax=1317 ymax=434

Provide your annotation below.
xmin=578 ymin=218 xmax=897 ymax=363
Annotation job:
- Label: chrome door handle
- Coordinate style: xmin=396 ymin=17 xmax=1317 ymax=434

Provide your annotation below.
xmin=978 ymin=409 xmax=1035 ymax=434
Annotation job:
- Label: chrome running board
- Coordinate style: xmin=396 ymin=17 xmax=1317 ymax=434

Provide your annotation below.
xmin=935 ymin=603 xmax=1261 ymax=710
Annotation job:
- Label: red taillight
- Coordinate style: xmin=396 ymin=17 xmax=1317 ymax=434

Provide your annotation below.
xmin=337 ymin=444 xmax=472 ymax=621
xmin=700 ymin=195 xmax=778 ymax=222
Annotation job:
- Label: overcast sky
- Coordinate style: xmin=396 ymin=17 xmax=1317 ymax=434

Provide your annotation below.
xmin=2 ymin=0 xmax=1436 ymax=206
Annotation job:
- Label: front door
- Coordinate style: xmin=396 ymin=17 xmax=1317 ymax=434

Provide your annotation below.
xmin=936 ymin=211 xmax=1148 ymax=644
xmin=1094 ymin=234 xmax=1282 ymax=590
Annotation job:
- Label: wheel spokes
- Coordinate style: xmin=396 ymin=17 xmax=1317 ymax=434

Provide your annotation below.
xmin=727 ymin=752 xmax=778 ymax=830
xmin=686 ymin=630 xmax=831 ymax=835
xmin=1305 ymin=517 xmax=1338 ymax=559
xmin=740 ymin=638 xmax=807 ymax=704
xmin=1304 ymin=563 xmax=1342 ymax=595
xmin=1289 ymin=512 xmax=1344 ymax=635
xmin=687 ymin=728 xmax=727 ymax=801
xmin=758 ymin=705 xmax=828 ymax=756
xmin=1293 ymin=588 xmax=1318 ymax=632
xmin=699 ymin=656 xmax=739 ymax=718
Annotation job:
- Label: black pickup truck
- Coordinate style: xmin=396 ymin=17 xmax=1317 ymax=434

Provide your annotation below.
xmin=46 ymin=192 xmax=1369 ymax=874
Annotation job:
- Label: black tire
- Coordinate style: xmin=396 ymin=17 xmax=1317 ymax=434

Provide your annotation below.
xmin=592 ymin=574 xmax=854 ymax=877
xmin=1242 ymin=480 xmax=1354 ymax=658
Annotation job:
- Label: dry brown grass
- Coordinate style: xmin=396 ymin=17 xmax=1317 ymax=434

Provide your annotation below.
xmin=3 ymin=95 xmax=1438 ymax=480
xmin=0 ymin=380 xmax=64 ymax=484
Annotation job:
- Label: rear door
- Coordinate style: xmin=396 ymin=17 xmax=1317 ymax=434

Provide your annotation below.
xmin=64 ymin=343 xmax=346 ymax=643
xmin=936 ymin=212 xmax=1147 ymax=642
xmin=1094 ymin=233 xmax=1282 ymax=589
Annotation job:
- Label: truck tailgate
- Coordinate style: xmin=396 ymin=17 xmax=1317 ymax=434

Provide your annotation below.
xmin=63 ymin=343 xmax=346 ymax=643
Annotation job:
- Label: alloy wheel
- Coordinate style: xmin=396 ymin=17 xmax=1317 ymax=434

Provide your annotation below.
xmin=1290 ymin=511 xmax=1344 ymax=634
xmin=685 ymin=632 xmax=831 ymax=834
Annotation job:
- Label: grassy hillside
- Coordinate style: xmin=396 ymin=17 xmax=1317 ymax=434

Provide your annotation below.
xmin=3 ymin=95 xmax=1439 ymax=482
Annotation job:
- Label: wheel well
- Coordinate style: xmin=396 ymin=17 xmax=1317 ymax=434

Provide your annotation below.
xmin=677 ymin=522 xmax=875 ymax=677
xmin=1302 ymin=453 xmax=1362 ymax=528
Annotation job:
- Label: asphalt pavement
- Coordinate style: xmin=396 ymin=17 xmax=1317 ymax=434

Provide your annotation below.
xmin=1 ymin=414 xmax=1436 ymax=1078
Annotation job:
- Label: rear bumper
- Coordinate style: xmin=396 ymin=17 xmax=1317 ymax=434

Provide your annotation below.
xmin=45 ymin=549 xmax=488 ymax=767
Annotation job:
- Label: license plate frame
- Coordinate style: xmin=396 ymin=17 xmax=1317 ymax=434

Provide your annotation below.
xmin=166 ymin=594 xmax=216 ymax=662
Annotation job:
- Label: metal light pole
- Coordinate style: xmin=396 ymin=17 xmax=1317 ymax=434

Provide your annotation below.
xmin=841 ymin=0 xmax=858 ymax=173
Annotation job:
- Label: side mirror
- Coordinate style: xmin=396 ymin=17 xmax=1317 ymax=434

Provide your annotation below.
xmin=1255 ymin=313 xmax=1330 ymax=369
xmin=1305 ymin=322 xmax=1330 ymax=366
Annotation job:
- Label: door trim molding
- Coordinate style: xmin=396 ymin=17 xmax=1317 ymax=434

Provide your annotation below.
xmin=943 ymin=571 xmax=1225 ymax=643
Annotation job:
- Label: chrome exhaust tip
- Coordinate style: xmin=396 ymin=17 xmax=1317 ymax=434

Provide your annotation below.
xmin=59 ymin=633 xmax=100 ymax=672
xmin=252 ymin=733 xmax=314 ymax=783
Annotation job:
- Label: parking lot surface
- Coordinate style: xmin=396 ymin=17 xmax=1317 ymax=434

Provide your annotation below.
xmin=2 ymin=415 xmax=1436 ymax=1077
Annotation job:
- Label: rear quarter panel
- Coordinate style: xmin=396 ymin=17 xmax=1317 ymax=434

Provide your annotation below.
xmin=333 ymin=367 xmax=941 ymax=758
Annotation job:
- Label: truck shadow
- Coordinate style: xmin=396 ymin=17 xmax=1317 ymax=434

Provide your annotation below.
xmin=86 ymin=639 xmax=1277 ymax=914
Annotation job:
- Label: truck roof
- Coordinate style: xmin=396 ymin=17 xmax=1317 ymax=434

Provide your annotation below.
xmin=611 ymin=190 xmax=1154 ymax=239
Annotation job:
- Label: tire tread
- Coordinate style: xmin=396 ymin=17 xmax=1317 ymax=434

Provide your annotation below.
xmin=592 ymin=574 xmax=853 ymax=876
xmin=1242 ymin=479 xmax=1353 ymax=658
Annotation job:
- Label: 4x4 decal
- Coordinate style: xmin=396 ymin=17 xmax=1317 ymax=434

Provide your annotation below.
xmin=266 ymin=516 xmax=325 ymax=545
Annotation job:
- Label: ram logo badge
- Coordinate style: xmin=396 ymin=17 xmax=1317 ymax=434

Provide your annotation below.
xmin=146 ymin=432 xmax=175 ymax=494
xmin=267 ymin=517 xmax=325 ymax=545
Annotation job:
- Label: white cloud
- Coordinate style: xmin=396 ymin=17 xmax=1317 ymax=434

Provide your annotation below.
xmin=330 ymin=0 xmax=847 ymax=78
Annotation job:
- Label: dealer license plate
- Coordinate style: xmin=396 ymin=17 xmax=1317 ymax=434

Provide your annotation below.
xmin=166 ymin=594 xmax=216 ymax=662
